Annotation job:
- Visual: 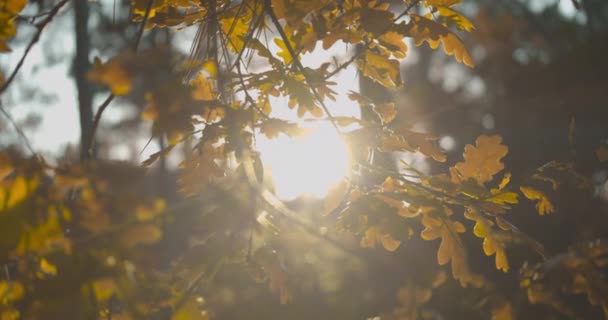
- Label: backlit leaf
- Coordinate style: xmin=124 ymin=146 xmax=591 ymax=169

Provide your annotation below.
xmin=426 ymin=0 xmax=461 ymax=6
xmin=436 ymin=6 xmax=475 ymax=32
xmin=421 ymin=207 xmax=474 ymax=286
xmin=451 ymin=135 xmax=508 ymax=185
xmin=520 ymin=186 xmax=555 ymax=215
xmin=0 ymin=281 xmax=24 ymax=303
xmin=409 ymin=15 xmax=474 ymax=67
xmin=358 ymin=50 xmax=402 ymax=88
xmin=464 ymin=208 xmax=509 ymax=272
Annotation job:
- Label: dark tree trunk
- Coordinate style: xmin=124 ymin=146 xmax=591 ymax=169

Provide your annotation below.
xmin=74 ymin=0 xmax=93 ymax=160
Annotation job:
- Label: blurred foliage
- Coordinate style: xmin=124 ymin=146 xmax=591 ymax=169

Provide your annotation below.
xmin=0 ymin=0 xmax=606 ymax=319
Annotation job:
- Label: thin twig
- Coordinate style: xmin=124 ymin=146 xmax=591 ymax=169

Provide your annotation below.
xmin=0 ymin=101 xmax=36 ymax=154
xmin=87 ymin=0 xmax=155 ymax=159
xmin=264 ymin=0 xmax=343 ymax=135
xmin=0 ymin=0 xmax=70 ymax=95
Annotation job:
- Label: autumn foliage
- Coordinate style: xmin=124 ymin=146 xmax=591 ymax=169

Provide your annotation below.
xmin=0 ymin=0 xmax=607 ymax=319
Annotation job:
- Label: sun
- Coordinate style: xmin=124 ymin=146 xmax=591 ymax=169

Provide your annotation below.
xmin=256 ymin=122 xmax=350 ymax=200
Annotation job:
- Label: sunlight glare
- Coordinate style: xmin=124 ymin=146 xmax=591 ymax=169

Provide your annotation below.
xmin=256 ymin=123 xmax=350 ymax=200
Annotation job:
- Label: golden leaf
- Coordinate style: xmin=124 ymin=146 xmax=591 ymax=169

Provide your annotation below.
xmin=274 ymin=36 xmax=295 ymax=65
xmin=382 ymin=130 xmax=446 ymax=162
xmin=92 ymin=277 xmax=117 ymax=301
xmin=358 ymin=51 xmax=402 ymax=88
xmin=465 ymin=208 xmax=509 ymax=272
xmin=190 ymin=73 xmax=215 ymax=101
xmin=219 ymin=12 xmax=250 ymax=53
xmin=451 ymin=135 xmax=508 ymax=185
xmin=497 ymin=172 xmax=511 ymax=190
xmin=87 ymin=54 xmax=134 ymax=95
xmin=520 ymin=186 xmax=555 ymax=215
xmin=39 ymin=258 xmax=57 ymax=276
xmin=0 ymin=281 xmax=24 ymax=303
xmin=377 ymin=32 xmax=408 ymax=59
xmin=409 ymin=15 xmax=474 ymax=67
xmin=5 ymin=0 xmax=28 ymax=14
xmin=360 ymin=226 xmax=401 ymax=252
xmin=436 ymin=6 xmax=475 ymax=32
xmin=420 ymin=207 xmax=473 ymax=285
xmin=172 ymin=297 xmax=208 ymax=320
xmin=483 ymin=237 xmax=509 ymax=272
xmin=373 ymin=103 xmax=397 ymax=124
xmin=492 ymin=302 xmax=514 ymax=320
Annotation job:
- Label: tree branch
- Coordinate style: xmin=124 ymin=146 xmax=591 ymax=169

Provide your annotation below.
xmin=0 ymin=101 xmax=35 ymax=154
xmin=0 ymin=0 xmax=70 ymax=96
xmin=263 ymin=0 xmax=343 ymax=134
xmin=86 ymin=0 xmax=154 ymax=159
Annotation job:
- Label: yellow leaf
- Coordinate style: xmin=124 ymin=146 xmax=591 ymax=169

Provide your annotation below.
xmin=92 ymin=277 xmax=117 ymax=301
xmin=436 ymin=6 xmax=475 ymax=32
xmin=497 ymin=172 xmax=511 ymax=190
xmin=358 ymin=50 xmax=402 ymax=88
xmin=492 ymin=302 xmax=514 ymax=320
xmin=172 ymin=297 xmax=208 ymax=320
xmin=380 ymin=233 xmax=401 ymax=252
xmin=381 ymin=130 xmax=446 ymax=162
xmin=465 ymin=208 xmax=509 ymax=272
xmin=0 ymin=281 xmax=24 ymax=303
xmin=420 ymin=207 xmax=474 ymax=286
xmin=274 ymin=36 xmax=295 ymax=65
xmin=201 ymin=60 xmax=217 ymax=78
xmin=409 ymin=15 xmax=474 ymax=67
xmin=5 ymin=0 xmax=27 ymax=14
xmin=373 ymin=103 xmax=397 ymax=124
xmin=486 ymin=191 xmax=518 ymax=206
xmin=0 ymin=307 xmax=20 ymax=320
xmin=520 ymin=186 xmax=555 ymax=215
xmin=451 ymin=135 xmax=508 ymax=185
xmin=483 ymin=237 xmax=509 ymax=272
xmin=0 ymin=40 xmax=10 ymax=52
xmin=39 ymin=258 xmax=57 ymax=276
xmin=426 ymin=0 xmax=461 ymax=6
xmin=360 ymin=226 xmax=401 ymax=252
xmin=87 ymin=54 xmax=134 ymax=95
xmin=377 ymin=32 xmax=408 ymax=59
xmin=190 ymin=73 xmax=215 ymax=100
xmin=6 ymin=175 xmax=36 ymax=208
xmin=219 ymin=12 xmax=250 ymax=53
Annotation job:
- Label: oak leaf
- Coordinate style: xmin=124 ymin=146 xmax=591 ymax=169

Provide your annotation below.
xmin=520 ymin=186 xmax=555 ymax=215
xmin=451 ymin=135 xmax=508 ymax=185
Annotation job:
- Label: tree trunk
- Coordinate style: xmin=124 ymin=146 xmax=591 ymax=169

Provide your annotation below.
xmin=74 ymin=0 xmax=93 ymax=160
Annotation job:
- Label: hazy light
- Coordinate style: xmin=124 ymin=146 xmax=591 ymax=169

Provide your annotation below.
xmin=481 ymin=113 xmax=495 ymax=130
xmin=256 ymin=122 xmax=350 ymax=200
xmin=439 ymin=135 xmax=456 ymax=151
